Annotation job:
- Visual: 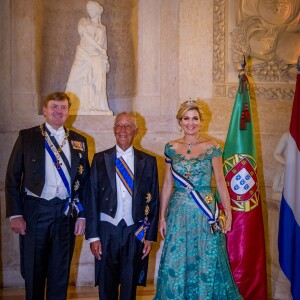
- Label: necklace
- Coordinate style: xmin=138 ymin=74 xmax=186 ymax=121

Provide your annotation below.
xmin=184 ymin=135 xmax=200 ymax=154
xmin=40 ymin=124 xmax=70 ymax=169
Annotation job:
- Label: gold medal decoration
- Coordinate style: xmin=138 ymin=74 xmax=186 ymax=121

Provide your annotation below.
xmin=205 ymin=195 xmax=213 ymax=204
xmin=78 ymin=165 xmax=84 ymax=175
xmin=74 ymin=180 xmax=80 ymax=191
xmin=71 ymin=140 xmax=85 ymax=151
xmin=144 ymin=193 xmax=152 ymax=218
xmin=146 ymin=192 xmax=152 ymax=203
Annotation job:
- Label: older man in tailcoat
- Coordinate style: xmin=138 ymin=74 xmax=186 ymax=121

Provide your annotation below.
xmin=85 ymin=112 xmax=159 ymax=300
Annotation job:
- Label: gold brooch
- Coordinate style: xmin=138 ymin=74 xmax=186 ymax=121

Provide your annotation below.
xmin=205 ymin=195 xmax=213 ymax=204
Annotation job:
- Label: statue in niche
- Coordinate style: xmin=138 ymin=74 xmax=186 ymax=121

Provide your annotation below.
xmin=231 ymin=0 xmax=300 ymax=82
xmin=66 ymin=1 xmax=113 ymax=115
xmin=272 ymin=132 xmax=289 ymax=200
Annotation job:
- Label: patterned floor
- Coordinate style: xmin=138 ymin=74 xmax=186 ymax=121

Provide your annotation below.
xmin=0 ymin=284 xmax=156 ymax=299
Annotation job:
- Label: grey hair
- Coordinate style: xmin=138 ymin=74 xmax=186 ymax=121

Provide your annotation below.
xmin=114 ymin=112 xmax=138 ymax=128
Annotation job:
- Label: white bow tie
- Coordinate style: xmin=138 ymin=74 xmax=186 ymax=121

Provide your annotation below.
xmin=50 ymin=128 xmax=65 ymax=138
xmin=46 ymin=123 xmax=65 ymax=137
xmin=117 ymin=150 xmax=133 ymax=158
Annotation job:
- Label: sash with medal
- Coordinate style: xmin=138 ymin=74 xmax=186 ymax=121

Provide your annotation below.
xmin=135 ymin=192 xmax=152 ymax=242
xmin=115 ymin=156 xmax=150 ymax=242
xmin=165 ymin=153 xmax=221 ymax=234
xmin=42 ymin=125 xmax=83 ymax=217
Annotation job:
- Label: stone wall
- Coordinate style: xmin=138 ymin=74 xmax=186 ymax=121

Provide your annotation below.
xmin=0 ymin=1 xmax=298 ymax=298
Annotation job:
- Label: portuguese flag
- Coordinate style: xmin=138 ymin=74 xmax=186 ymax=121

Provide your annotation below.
xmin=222 ymin=72 xmax=267 ymax=299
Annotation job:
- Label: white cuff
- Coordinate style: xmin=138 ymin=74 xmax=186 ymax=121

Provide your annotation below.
xmin=88 ymin=237 xmax=100 ymax=243
xmin=9 ymin=215 xmax=23 ymax=221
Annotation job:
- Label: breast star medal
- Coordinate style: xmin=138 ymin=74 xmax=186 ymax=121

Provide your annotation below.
xmin=78 ymin=165 xmax=84 ymax=175
xmin=145 ymin=193 xmax=152 ymax=216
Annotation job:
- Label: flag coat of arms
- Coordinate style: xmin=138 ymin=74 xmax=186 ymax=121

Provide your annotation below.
xmin=278 ymin=72 xmax=300 ymax=300
xmin=222 ymin=72 xmax=268 ymax=299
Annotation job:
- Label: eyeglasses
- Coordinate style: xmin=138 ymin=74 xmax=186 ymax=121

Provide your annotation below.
xmin=114 ymin=122 xmax=135 ymax=130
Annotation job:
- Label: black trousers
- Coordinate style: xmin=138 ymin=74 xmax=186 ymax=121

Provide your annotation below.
xmin=20 ymin=196 xmax=76 ymax=300
xmin=97 ymin=220 xmax=145 ymax=300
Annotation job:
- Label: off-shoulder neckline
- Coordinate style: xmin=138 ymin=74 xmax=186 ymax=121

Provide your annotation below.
xmin=165 ymin=143 xmax=221 ymax=161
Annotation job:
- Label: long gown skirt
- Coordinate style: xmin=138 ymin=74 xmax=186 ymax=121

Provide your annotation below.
xmin=154 ymin=190 xmax=242 ymax=300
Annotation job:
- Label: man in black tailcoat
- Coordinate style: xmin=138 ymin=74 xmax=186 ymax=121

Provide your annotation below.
xmin=85 ymin=112 xmax=159 ymax=300
xmin=5 ymin=92 xmax=90 ymax=300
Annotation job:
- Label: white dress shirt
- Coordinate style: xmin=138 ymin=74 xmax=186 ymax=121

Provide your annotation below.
xmin=100 ymin=145 xmax=134 ymax=226
xmin=89 ymin=145 xmax=135 ymax=243
xmin=26 ymin=122 xmax=71 ymax=200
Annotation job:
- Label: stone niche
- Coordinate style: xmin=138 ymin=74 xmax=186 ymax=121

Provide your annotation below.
xmin=36 ymin=0 xmax=138 ymax=115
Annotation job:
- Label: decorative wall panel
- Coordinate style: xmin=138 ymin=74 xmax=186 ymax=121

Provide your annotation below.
xmin=213 ymin=0 xmax=299 ymax=99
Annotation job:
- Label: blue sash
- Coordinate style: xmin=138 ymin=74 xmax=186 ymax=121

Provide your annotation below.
xmin=66 ymin=195 xmax=83 ymax=216
xmin=165 ymin=153 xmax=220 ymax=233
xmin=115 ymin=156 xmax=134 ymax=196
xmin=45 ymin=142 xmax=71 ymax=196
xmin=135 ymin=218 xmax=150 ymax=242
xmin=44 ymin=135 xmax=83 ymax=216
xmin=115 ymin=155 xmax=151 ymax=242
xmin=45 ymin=126 xmax=71 ymax=174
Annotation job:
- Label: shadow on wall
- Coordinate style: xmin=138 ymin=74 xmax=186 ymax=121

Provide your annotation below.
xmin=66 ymin=115 xmax=96 ymax=285
xmin=132 ymin=113 xmax=165 ymax=283
xmin=133 ymin=113 xmax=165 ymax=186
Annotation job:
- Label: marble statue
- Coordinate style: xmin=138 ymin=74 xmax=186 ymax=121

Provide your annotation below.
xmin=272 ymin=132 xmax=289 ymax=200
xmin=66 ymin=1 xmax=112 ymax=115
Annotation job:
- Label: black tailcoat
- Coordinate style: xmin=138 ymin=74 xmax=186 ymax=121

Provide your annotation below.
xmin=5 ymin=124 xmax=90 ymax=299
xmin=85 ymin=146 xmax=159 ymax=293
xmin=5 ymin=124 xmax=90 ymax=217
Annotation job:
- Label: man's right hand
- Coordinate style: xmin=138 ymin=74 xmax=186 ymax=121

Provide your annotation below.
xmin=90 ymin=240 xmax=102 ymax=260
xmin=10 ymin=216 xmax=26 ymax=235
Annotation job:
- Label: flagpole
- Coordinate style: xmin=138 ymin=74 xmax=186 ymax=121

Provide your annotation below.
xmin=221 ymin=55 xmax=268 ymax=299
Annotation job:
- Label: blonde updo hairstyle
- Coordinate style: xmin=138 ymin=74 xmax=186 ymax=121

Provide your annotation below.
xmin=176 ymin=99 xmax=204 ymax=124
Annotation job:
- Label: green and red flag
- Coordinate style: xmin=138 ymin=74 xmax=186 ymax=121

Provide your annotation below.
xmin=222 ymin=72 xmax=268 ymax=299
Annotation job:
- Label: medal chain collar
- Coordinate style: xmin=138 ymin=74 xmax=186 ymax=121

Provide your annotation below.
xmin=40 ymin=124 xmax=70 ymax=168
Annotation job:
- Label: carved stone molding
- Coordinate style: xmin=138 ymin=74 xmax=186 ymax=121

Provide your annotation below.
xmin=214 ymin=85 xmax=226 ymax=97
xmin=213 ymin=0 xmax=226 ymax=84
xmin=227 ymin=85 xmax=295 ymax=100
xmin=213 ymin=0 xmax=299 ymax=100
